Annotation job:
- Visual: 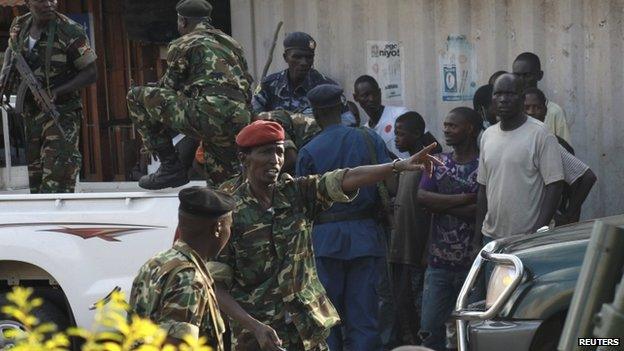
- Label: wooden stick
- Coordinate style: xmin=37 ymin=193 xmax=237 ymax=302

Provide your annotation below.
xmin=261 ymin=21 xmax=284 ymax=80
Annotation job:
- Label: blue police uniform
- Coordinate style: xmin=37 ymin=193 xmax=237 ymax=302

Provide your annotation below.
xmin=295 ymin=84 xmax=388 ymax=351
xmin=253 ymin=69 xmax=356 ymax=126
xmin=252 ymin=31 xmax=356 ymax=126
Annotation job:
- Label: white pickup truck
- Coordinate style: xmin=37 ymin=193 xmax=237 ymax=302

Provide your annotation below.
xmin=0 ymin=105 xmax=193 ymax=347
xmin=0 ymin=188 xmax=183 ymax=343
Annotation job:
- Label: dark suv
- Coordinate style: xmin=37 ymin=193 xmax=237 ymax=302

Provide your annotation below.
xmin=453 ymin=215 xmax=623 ymax=351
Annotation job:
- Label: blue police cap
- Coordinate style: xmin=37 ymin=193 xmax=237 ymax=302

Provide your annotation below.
xmin=283 ymin=31 xmax=316 ymax=52
xmin=307 ymin=84 xmax=344 ymax=109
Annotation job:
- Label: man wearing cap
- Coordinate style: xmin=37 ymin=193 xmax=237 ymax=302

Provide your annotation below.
xmin=127 ymin=0 xmax=252 ymax=189
xmin=251 ymin=31 xmax=357 ymax=126
xmin=254 ymin=110 xmax=320 ymax=175
xmin=129 ymin=186 xmax=236 ymax=350
xmin=296 ymin=84 xmax=387 ymax=350
xmin=210 ymin=119 xmax=441 ymax=350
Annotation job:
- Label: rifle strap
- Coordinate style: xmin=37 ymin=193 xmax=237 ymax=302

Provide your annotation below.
xmin=44 ymin=20 xmax=57 ymax=95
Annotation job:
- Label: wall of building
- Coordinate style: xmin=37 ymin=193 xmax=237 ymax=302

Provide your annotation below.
xmin=232 ymin=0 xmax=624 ymax=219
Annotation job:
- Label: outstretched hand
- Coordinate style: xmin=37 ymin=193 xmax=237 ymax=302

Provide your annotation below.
xmin=396 ymin=142 xmax=444 ymax=176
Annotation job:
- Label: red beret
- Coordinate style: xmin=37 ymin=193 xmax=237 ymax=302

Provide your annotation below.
xmin=236 ymin=120 xmax=285 ymax=148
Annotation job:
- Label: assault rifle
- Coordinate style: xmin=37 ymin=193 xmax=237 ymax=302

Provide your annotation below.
xmin=0 ymin=47 xmax=66 ymax=138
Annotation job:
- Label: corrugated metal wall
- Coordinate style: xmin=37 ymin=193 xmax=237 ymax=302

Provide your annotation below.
xmin=232 ymin=0 xmax=624 ymax=219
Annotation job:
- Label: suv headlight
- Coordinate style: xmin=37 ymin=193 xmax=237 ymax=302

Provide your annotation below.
xmin=485 ymin=264 xmax=519 ymax=308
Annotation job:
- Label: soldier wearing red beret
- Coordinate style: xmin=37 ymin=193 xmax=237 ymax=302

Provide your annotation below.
xmin=210 ymin=119 xmax=442 ymax=351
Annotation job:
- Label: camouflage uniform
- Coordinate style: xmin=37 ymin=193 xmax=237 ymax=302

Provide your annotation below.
xmin=127 ymin=20 xmax=252 ymax=185
xmin=130 ymin=240 xmax=225 ymax=351
xmin=7 ymin=12 xmax=97 ymax=193
xmin=252 ymin=69 xmax=356 ymax=126
xmin=210 ymin=169 xmax=357 ymax=351
xmin=256 ymin=110 xmax=320 ymax=151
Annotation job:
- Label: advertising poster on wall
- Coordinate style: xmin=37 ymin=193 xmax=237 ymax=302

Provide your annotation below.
xmin=439 ymin=35 xmax=477 ymax=101
xmin=366 ymin=40 xmax=403 ymax=101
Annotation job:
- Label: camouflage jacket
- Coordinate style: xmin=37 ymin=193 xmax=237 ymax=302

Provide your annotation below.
xmin=129 ymin=240 xmax=225 ymax=351
xmin=7 ymin=12 xmax=97 ymax=112
xmin=160 ymin=20 xmax=252 ymax=102
xmin=212 ymin=169 xmax=356 ymax=350
xmin=256 ymin=110 xmax=321 ymax=150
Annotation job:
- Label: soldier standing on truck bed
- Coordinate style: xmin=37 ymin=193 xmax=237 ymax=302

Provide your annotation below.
xmin=129 ymin=186 xmax=236 ymax=350
xmin=0 ymin=0 xmax=98 ymax=193
xmin=127 ymin=0 xmax=253 ymax=189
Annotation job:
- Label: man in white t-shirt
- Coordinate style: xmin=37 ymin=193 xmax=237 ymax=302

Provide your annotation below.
xmin=476 ymin=74 xmax=564 ymax=241
xmin=353 ymin=75 xmax=439 ymax=158
xmin=512 ymin=52 xmax=571 ymax=143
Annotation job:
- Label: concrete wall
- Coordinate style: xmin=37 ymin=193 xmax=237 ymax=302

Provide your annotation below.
xmin=231 ymin=0 xmax=624 ymax=219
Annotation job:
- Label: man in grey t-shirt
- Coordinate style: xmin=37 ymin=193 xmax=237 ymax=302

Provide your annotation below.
xmin=476 ymin=74 xmax=564 ymax=240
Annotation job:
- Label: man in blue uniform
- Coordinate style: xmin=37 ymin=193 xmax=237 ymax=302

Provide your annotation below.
xmin=252 ymin=31 xmax=356 ymax=126
xmin=296 ymin=84 xmax=387 ymax=350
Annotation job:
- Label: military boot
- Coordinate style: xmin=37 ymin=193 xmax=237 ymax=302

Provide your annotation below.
xmin=138 ymin=142 xmax=189 ymax=190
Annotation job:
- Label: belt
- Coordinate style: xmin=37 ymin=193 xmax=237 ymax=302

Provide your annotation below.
xmin=200 ymin=85 xmax=247 ymax=103
xmin=315 ymin=209 xmax=376 ymax=224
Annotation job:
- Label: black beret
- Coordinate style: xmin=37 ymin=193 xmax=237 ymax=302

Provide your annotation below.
xmin=178 ymin=186 xmax=236 ymax=217
xmin=283 ymin=31 xmax=316 ymax=52
xmin=307 ymin=84 xmax=344 ymax=108
xmin=176 ymin=0 xmax=213 ymax=18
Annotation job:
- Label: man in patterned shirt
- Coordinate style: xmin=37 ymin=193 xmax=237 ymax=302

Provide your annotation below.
xmin=210 ymin=115 xmax=442 ymax=351
xmin=127 ymin=0 xmax=252 ymax=189
xmin=417 ymin=107 xmax=482 ymax=350
xmin=1 ymin=0 xmax=97 ymax=193
xmin=130 ymin=186 xmax=236 ymax=350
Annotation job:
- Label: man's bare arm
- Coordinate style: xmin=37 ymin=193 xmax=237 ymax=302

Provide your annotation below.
xmin=532 ymin=181 xmax=564 ymax=232
xmin=417 ymin=189 xmax=475 ymax=213
xmin=562 ymin=169 xmax=597 ymax=224
xmin=475 ymin=184 xmax=487 ymax=242
xmin=51 ymin=62 xmax=97 ymax=98
xmin=445 ymin=204 xmax=477 ymax=222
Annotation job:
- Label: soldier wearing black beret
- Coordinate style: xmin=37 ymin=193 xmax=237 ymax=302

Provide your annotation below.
xmin=176 ymin=0 xmax=212 ymax=18
xmin=130 ymin=186 xmax=235 ymax=351
xmin=251 ymin=31 xmax=357 ymax=126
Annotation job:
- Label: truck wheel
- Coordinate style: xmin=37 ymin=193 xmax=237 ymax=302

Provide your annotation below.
xmin=530 ymin=312 xmax=565 ymax=351
xmin=0 ymin=292 xmax=70 ymax=349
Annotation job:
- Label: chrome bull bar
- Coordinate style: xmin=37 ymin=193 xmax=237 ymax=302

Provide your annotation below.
xmin=454 ymin=241 xmax=525 ymax=351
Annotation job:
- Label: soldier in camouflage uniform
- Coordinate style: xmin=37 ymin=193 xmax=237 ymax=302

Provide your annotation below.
xmin=209 ymin=118 xmax=442 ymax=351
xmin=130 ymin=186 xmax=236 ymax=350
xmin=251 ymin=31 xmax=357 ymax=126
xmin=1 ymin=0 xmax=97 ymax=193
xmin=126 ymin=0 xmax=252 ymax=189
xmin=210 ymin=109 xmax=319 ymax=191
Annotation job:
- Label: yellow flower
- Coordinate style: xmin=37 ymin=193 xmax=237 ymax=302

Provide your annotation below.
xmin=1 ymin=286 xmax=214 ymax=351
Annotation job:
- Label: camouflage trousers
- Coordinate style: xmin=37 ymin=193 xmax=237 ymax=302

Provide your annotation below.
xmin=22 ymin=106 xmax=82 ymax=193
xmin=126 ymin=85 xmax=250 ymax=185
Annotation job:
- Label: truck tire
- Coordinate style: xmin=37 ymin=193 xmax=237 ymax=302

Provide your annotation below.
xmin=530 ymin=312 xmax=566 ymax=351
xmin=0 ymin=292 xmax=70 ymax=348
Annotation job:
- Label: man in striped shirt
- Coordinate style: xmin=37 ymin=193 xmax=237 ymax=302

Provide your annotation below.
xmin=524 ymin=87 xmax=597 ymax=225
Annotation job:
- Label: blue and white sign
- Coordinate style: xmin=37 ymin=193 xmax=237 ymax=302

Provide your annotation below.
xmin=439 ymin=35 xmax=477 ymax=102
